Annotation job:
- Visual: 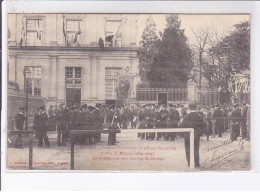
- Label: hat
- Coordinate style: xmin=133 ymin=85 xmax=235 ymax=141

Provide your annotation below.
xmin=19 ymin=107 xmax=25 ymax=111
xmin=189 ymin=104 xmax=197 ymax=110
xmin=82 ymin=104 xmax=88 ymax=109
xmin=40 ymin=105 xmax=46 ymax=111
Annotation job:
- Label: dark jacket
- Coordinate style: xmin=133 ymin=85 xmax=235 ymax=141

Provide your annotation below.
xmin=231 ymin=108 xmax=241 ymax=123
xmin=15 ymin=112 xmax=26 ymax=130
xmin=181 ymin=112 xmax=206 ymax=136
xmin=33 ymin=112 xmax=40 ymax=130
xmin=38 ymin=111 xmax=49 ymax=131
xmin=212 ymin=108 xmax=223 ymax=127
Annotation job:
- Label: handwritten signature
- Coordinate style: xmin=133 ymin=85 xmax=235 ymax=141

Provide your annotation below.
xmin=203 ymin=139 xmax=245 ymax=168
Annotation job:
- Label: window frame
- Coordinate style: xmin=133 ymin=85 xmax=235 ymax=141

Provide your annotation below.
xmin=64 ymin=18 xmax=82 ymax=47
xmin=65 ymin=67 xmax=82 ymax=86
xmin=25 ymin=66 xmax=42 ymax=97
xmin=23 ymin=16 xmax=45 ymax=46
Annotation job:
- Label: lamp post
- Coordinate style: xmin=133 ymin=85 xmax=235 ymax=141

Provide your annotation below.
xmin=24 ymin=67 xmax=32 ymax=130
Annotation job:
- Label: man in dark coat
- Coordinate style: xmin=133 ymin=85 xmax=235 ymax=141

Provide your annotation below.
xmin=14 ymin=107 xmax=26 ymax=149
xmin=159 ymin=105 xmax=169 ymax=140
xmin=108 ymin=109 xmax=120 ymax=145
xmin=48 ymin=105 xmax=56 ymax=131
xmin=38 ymin=105 xmax=50 ymax=147
xmin=33 ymin=108 xmax=40 ymax=139
xmin=230 ymin=104 xmax=241 ymax=141
xmin=181 ymin=104 xmax=206 ymax=167
xmin=167 ymin=106 xmax=180 ymax=141
xmin=56 ymin=104 xmax=67 ymax=146
xmin=212 ymin=105 xmax=223 ymax=138
xmin=241 ymin=104 xmax=248 ymax=139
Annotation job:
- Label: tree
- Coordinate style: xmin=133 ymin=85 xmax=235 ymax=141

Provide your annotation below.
xmin=147 ymin=14 xmax=193 ymax=88
xmin=210 ymin=21 xmax=250 ymax=76
xmin=190 ymin=21 xmax=250 ymax=105
xmin=189 ymin=27 xmax=211 ymax=91
xmin=137 ymin=16 xmax=159 ymax=87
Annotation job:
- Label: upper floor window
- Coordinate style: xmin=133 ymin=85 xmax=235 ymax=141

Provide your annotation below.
xmin=65 ymin=67 xmax=82 ymax=85
xmin=25 ymin=66 xmax=42 ymax=97
xmin=65 ymin=20 xmax=81 ymax=47
xmin=105 ymin=18 xmax=122 ymax=48
xmin=26 ymin=19 xmax=43 ymax=46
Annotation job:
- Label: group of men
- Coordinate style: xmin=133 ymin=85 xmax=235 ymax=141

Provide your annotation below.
xmin=13 ymin=102 xmax=250 ymax=168
xmin=14 ymin=105 xmax=50 ymax=149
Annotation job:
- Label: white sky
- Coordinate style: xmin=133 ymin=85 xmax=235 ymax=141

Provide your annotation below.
xmin=136 ymin=14 xmax=250 ymax=45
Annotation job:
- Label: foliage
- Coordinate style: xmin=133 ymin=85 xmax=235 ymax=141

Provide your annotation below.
xmin=147 ymin=14 xmax=193 ymax=87
xmin=137 ymin=16 xmax=159 ymax=87
xmin=190 ymin=21 xmax=250 ymax=90
xmin=210 ymin=21 xmax=250 ymax=74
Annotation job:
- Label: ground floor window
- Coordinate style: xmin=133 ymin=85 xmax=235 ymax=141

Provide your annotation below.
xmin=25 ymin=66 xmax=42 ymax=97
xmin=65 ymin=67 xmax=82 ymax=85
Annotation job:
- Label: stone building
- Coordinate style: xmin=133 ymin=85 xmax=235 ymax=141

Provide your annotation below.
xmin=7 ymin=14 xmax=139 ymax=110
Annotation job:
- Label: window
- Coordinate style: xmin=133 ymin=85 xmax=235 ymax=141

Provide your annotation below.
xmin=26 ymin=19 xmax=43 ymax=46
xmin=25 ymin=66 xmax=42 ymax=97
xmin=105 ymin=18 xmax=122 ymax=47
xmin=66 ymin=20 xmax=81 ymax=47
xmin=105 ymin=67 xmax=122 ymax=99
xmin=65 ymin=67 xmax=82 ymax=85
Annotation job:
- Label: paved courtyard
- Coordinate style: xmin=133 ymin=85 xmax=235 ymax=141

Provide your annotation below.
xmin=6 ymin=130 xmax=250 ymax=171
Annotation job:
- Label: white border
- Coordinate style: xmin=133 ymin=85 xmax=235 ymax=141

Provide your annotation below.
xmin=2 ymin=1 xmax=260 ymax=190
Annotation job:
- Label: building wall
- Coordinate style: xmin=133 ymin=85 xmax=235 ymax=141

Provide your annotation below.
xmin=8 ymin=48 xmax=139 ymax=108
xmin=8 ymin=14 xmax=138 ymax=47
xmin=7 ymin=14 xmax=139 ymax=109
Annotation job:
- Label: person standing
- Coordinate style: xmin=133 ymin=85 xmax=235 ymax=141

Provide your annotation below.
xmin=108 ymin=109 xmax=120 ymax=146
xmin=56 ymin=104 xmax=66 ymax=146
xmin=230 ymin=104 xmax=241 ymax=141
xmin=160 ymin=105 xmax=169 ymax=140
xmin=48 ymin=105 xmax=56 ymax=131
xmin=38 ymin=105 xmax=50 ymax=147
xmin=180 ymin=104 xmax=206 ymax=167
xmin=14 ymin=107 xmax=26 ymax=149
xmin=212 ymin=105 xmax=223 ymax=138
xmin=167 ymin=105 xmax=180 ymax=141
xmin=241 ymin=104 xmax=248 ymax=139
xmin=246 ymin=104 xmax=250 ymax=141
xmin=33 ymin=108 xmax=40 ymax=139
xmin=130 ymin=106 xmax=138 ymax=129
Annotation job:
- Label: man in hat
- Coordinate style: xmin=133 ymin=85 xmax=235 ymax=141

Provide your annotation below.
xmin=159 ymin=105 xmax=169 ymax=140
xmin=38 ymin=105 xmax=50 ymax=147
xmin=56 ymin=104 xmax=67 ymax=146
xmin=230 ymin=104 xmax=241 ymax=141
xmin=212 ymin=105 xmax=223 ymax=138
xmin=241 ymin=103 xmax=248 ymax=139
xmin=33 ymin=107 xmax=41 ymax=139
xmin=180 ymin=104 xmax=206 ymax=167
xmin=167 ymin=105 xmax=180 ymax=141
xmin=48 ymin=105 xmax=56 ymax=131
xmin=14 ymin=107 xmax=26 ymax=149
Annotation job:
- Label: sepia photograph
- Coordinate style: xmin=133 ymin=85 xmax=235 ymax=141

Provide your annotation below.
xmin=6 ymin=13 xmax=250 ymax=171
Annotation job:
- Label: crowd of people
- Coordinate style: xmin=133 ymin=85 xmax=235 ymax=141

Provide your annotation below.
xmin=14 ymin=102 xmax=250 ymax=147
xmin=13 ymin=102 xmax=250 ymax=167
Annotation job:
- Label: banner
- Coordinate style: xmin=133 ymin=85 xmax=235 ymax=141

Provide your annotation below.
xmin=117 ymin=73 xmax=139 ymax=106
xmin=228 ymin=71 xmax=250 ymax=98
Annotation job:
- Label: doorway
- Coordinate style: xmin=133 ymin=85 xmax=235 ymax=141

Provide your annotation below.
xmin=66 ymin=88 xmax=81 ymax=107
xmin=158 ymin=93 xmax=167 ymax=105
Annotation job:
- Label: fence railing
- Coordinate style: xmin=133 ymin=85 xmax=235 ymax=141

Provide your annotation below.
xmin=136 ymin=87 xmax=188 ymax=102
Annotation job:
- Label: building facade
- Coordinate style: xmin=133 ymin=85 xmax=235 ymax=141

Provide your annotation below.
xmin=8 ymin=14 xmax=139 ymax=109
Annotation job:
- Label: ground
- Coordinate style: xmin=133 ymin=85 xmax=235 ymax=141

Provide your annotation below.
xmin=6 ymin=130 xmax=250 ymax=171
